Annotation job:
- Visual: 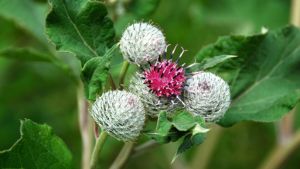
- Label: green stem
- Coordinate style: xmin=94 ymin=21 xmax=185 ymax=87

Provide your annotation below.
xmin=118 ymin=61 xmax=130 ymax=89
xmin=109 ymin=73 xmax=117 ymax=90
xmin=259 ymin=131 xmax=300 ymax=169
xmin=109 ymin=142 xmax=135 ymax=169
xmin=90 ymin=131 xmax=108 ymax=169
xmin=190 ymin=125 xmax=223 ymax=169
xmin=131 ymin=140 xmax=159 ymax=158
xmin=77 ymin=81 xmax=92 ymax=169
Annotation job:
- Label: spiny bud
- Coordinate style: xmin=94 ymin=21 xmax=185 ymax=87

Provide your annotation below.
xmin=120 ymin=22 xmax=166 ymax=65
xmin=184 ymin=72 xmax=230 ymax=122
xmin=128 ymin=73 xmax=174 ymax=117
xmin=90 ymin=90 xmax=145 ymax=141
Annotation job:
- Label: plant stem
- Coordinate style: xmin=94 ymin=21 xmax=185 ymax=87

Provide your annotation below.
xmin=258 ymin=131 xmax=300 ymax=169
xmin=131 ymin=140 xmax=159 ymax=158
xmin=190 ymin=125 xmax=223 ymax=169
xmin=291 ymin=0 xmax=300 ymax=26
xmin=276 ymin=0 xmax=300 ymax=146
xmin=77 ymin=82 xmax=92 ymax=169
xmin=118 ymin=61 xmax=130 ymax=89
xmin=109 ymin=142 xmax=135 ymax=169
xmin=90 ymin=131 xmax=108 ymax=169
xmin=109 ymin=73 xmax=117 ymax=90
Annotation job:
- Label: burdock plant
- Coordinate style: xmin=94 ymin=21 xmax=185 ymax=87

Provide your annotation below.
xmin=1 ymin=1 xmax=299 ymax=169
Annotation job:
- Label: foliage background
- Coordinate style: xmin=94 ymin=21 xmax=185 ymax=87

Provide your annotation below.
xmin=0 ymin=0 xmax=299 ymax=168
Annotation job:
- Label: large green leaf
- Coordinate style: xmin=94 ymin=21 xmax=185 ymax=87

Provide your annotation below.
xmin=0 ymin=48 xmax=56 ymax=62
xmin=46 ymin=0 xmax=115 ymax=64
xmin=0 ymin=0 xmax=48 ymax=43
xmin=0 ymin=11 xmax=80 ymax=80
xmin=0 ymin=119 xmax=72 ymax=169
xmin=196 ymin=26 xmax=300 ymax=126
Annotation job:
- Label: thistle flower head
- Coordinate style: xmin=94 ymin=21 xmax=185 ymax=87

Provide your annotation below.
xmin=184 ymin=72 xmax=230 ymax=122
xmin=90 ymin=90 xmax=145 ymax=141
xmin=128 ymin=73 xmax=173 ymax=117
xmin=120 ymin=22 xmax=166 ymax=65
xmin=144 ymin=59 xmax=185 ymax=97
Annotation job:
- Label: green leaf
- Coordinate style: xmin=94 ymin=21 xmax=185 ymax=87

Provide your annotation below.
xmin=195 ymin=26 xmax=300 ymax=126
xmin=0 ymin=119 xmax=72 ymax=169
xmin=144 ymin=112 xmax=174 ymax=143
xmin=46 ymin=0 xmax=115 ymax=64
xmin=0 ymin=0 xmax=48 ymax=43
xmin=190 ymin=54 xmax=237 ymax=71
xmin=0 ymin=47 xmax=81 ymax=81
xmin=171 ymin=111 xmax=205 ymax=131
xmin=172 ymin=126 xmax=207 ymax=163
xmin=81 ymin=45 xmax=118 ymax=101
xmin=0 ymin=48 xmax=56 ymax=62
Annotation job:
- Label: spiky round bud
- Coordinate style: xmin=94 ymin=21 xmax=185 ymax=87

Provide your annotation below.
xmin=184 ymin=72 xmax=230 ymax=122
xmin=90 ymin=90 xmax=145 ymax=141
xmin=120 ymin=22 xmax=166 ymax=65
xmin=144 ymin=59 xmax=186 ymax=97
xmin=128 ymin=73 xmax=173 ymax=117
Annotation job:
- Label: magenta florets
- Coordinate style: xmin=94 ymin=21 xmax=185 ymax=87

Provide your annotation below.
xmin=144 ymin=60 xmax=185 ymax=97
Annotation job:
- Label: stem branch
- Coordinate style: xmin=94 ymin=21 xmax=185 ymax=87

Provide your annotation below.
xmin=190 ymin=125 xmax=223 ymax=169
xmin=109 ymin=142 xmax=135 ymax=169
xmin=259 ymin=131 xmax=300 ymax=169
xmin=77 ymin=82 xmax=92 ymax=169
xmin=131 ymin=140 xmax=159 ymax=158
xmin=90 ymin=131 xmax=108 ymax=169
xmin=118 ymin=61 xmax=130 ymax=89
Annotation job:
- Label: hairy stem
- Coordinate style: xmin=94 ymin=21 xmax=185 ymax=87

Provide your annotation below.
xmin=77 ymin=82 xmax=92 ymax=169
xmin=109 ymin=142 xmax=135 ymax=169
xmin=90 ymin=131 xmax=108 ymax=169
xmin=259 ymin=131 xmax=300 ymax=169
xmin=119 ymin=61 xmax=130 ymax=89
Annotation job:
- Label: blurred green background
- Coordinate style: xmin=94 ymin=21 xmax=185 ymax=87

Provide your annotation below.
xmin=0 ymin=0 xmax=299 ymax=168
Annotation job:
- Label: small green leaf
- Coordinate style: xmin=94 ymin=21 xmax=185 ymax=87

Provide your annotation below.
xmin=171 ymin=111 xmax=200 ymax=131
xmin=190 ymin=54 xmax=237 ymax=70
xmin=0 ymin=119 xmax=72 ymax=169
xmin=81 ymin=45 xmax=118 ymax=101
xmin=172 ymin=125 xmax=207 ymax=163
xmin=144 ymin=112 xmax=173 ymax=143
xmin=46 ymin=0 xmax=115 ymax=64
xmin=195 ymin=26 xmax=300 ymax=126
